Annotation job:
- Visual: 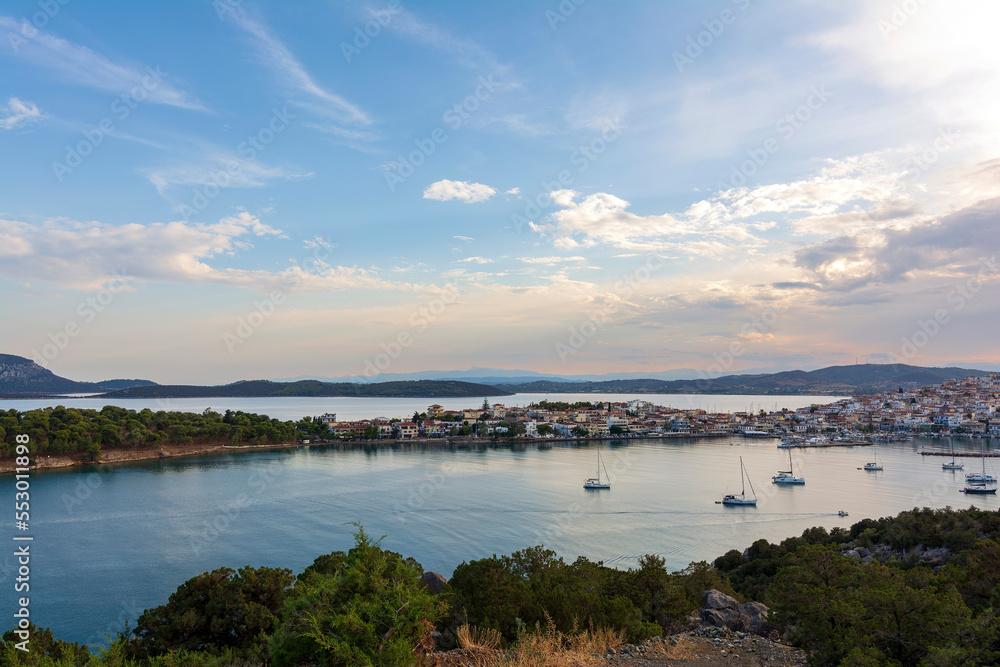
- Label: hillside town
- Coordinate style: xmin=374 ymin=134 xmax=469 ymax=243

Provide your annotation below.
xmin=311 ymin=373 xmax=1000 ymax=442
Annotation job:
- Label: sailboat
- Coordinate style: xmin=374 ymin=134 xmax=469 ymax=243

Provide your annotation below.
xmin=965 ymin=445 xmax=997 ymax=484
xmin=772 ymin=448 xmax=805 ymax=484
xmin=722 ymin=456 xmax=757 ymax=505
xmin=583 ymin=450 xmax=611 ymax=489
xmin=942 ymin=439 xmax=963 ymax=470
xmin=863 ymin=440 xmax=883 ymax=471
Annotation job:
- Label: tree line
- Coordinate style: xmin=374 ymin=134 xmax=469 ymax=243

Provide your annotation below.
xmin=0 ymin=406 xmax=299 ymax=460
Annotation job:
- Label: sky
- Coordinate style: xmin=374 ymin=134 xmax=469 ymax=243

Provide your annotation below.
xmin=2 ymin=0 xmax=999 ymax=385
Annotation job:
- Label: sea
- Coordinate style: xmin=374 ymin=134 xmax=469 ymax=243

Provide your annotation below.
xmin=1 ymin=394 xmax=996 ymax=648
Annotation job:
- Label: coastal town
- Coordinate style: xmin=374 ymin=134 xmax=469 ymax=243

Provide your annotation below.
xmin=314 ymin=373 xmax=1000 ymax=443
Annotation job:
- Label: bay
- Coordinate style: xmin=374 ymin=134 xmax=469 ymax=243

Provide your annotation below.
xmin=2 ymin=425 xmax=997 ymax=649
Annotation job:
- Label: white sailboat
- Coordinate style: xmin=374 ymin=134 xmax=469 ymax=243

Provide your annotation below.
xmin=942 ymin=440 xmax=963 ymax=470
xmin=965 ymin=446 xmax=997 ymax=484
xmin=722 ymin=456 xmax=757 ymax=505
xmin=772 ymin=448 xmax=805 ymax=484
xmin=583 ymin=450 xmax=611 ymax=489
xmin=863 ymin=440 xmax=883 ymax=471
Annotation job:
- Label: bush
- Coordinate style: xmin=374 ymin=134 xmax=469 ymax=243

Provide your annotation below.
xmin=269 ymin=525 xmax=444 ymax=666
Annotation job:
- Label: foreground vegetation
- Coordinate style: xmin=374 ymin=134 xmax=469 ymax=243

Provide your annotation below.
xmin=3 ymin=508 xmax=1000 ymax=666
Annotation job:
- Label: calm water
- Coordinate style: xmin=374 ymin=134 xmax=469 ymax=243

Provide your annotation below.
xmin=0 ymin=393 xmax=844 ymax=421
xmin=2 ymin=432 xmax=996 ymax=648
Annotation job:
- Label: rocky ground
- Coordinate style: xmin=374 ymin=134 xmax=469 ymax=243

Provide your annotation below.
xmin=431 ymin=628 xmax=807 ymax=666
xmin=602 ymin=627 xmax=807 ymax=666
xmin=430 ymin=589 xmax=809 ymax=667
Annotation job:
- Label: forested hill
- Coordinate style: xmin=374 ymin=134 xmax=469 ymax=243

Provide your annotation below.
xmin=0 ymin=354 xmax=154 ymax=395
xmin=496 ymin=363 xmax=991 ymax=395
xmin=98 ymin=379 xmax=512 ymax=399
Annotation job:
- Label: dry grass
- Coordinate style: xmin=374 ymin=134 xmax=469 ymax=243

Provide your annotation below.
xmin=457 ymin=624 xmax=503 ymax=651
xmin=497 ymin=615 xmax=625 ymax=667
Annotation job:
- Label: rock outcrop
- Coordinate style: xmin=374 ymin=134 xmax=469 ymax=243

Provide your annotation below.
xmin=699 ymin=589 xmax=769 ymax=633
xmin=420 ymin=571 xmax=448 ymax=593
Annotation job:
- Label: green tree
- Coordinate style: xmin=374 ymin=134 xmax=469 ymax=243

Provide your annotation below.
xmin=270 ymin=525 xmax=444 ymax=667
xmin=0 ymin=623 xmax=91 ymax=666
xmin=127 ymin=565 xmax=294 ymax=659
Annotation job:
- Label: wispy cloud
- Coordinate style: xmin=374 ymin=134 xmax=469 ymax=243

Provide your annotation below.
xmin=0 ymin=17 xmax=205 ymax=110
xmin=382 ymin=7 xmax=511 ymax=78
xmin=142 ymin=146 xmax=312 ymax=198
xmin=519 ymin=256 xmax=586 ymax=265
xmin=0 ymin=97 xmax=42 ymax=129
xmin=424 ymin=179 xmax=496 ymax=203
xmin=458 ymin=256 xmax=493 ymax=264
xmin=222 ymin=7 xmax=371 ymax=131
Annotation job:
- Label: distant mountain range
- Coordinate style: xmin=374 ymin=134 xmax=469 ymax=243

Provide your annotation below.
xmin=0 ymin=354 xmax=991 ymax=399
xmin=0 ymin=354 xmax=155 ymax=396
xmin=270 ymin=366 xmax=735 ymax=385
xmin=98 ymin=380 xmax=512 ymax=399
xmin=494 ymin=364 xmax=993 ymax=395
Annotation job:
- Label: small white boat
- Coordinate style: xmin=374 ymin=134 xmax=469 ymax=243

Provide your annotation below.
xmin=772 ymin=449 xmax=804 ymax=484
xmin=838 ymin=510 xmax=849 ymax=517
xmin=966 ymin=447 xmax=997 ymax=484
xmin=942 ymin=440 xmax=963 ymax=470
xmin=863 ymin=441 xmax=883 ymax=471
xmin=584 ymin=450 xmax=611 ymax=489
xmin=777 ymin=436 xmax=799 ymax=449
xmin=722 ymin=456 xmax=757 ymax=506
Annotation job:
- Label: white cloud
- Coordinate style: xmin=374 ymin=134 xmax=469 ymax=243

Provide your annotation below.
xmin=519 ymin=256 xmax=586 ymax=265
xmin=0 ymin=97 xmax=42 ymax=129
xmin=0 ymin=17 xmax=205 ymax=110
xmin=458 ymin=256 xmax=493 ymax=264
xmin=453 ymin=235 xmax=474 ymax=242
xmin=423 ymin=179 xmax=497 ymax=203
xmin=0 ymin=212 xmax=415 ymax=293
xmin=504 ymin=188 xmax=521 ymax=196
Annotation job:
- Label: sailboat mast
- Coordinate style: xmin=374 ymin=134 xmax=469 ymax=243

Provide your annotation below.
xmin=740 ymin=456 xmax=746 ymax=496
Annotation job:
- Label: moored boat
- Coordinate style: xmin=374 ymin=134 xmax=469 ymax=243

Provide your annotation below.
xmin=722 ymin=456 xmax=757 ymax=505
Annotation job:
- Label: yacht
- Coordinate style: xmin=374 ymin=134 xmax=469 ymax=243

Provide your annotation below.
xmin=722 ymin=457 xmax=757 ymax=505
xmin=772 ymin=449 xmax=805 ymax=484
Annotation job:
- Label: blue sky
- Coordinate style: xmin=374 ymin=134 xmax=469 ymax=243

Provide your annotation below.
xmin=2 ymin=0 xmax=999 ymax=384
